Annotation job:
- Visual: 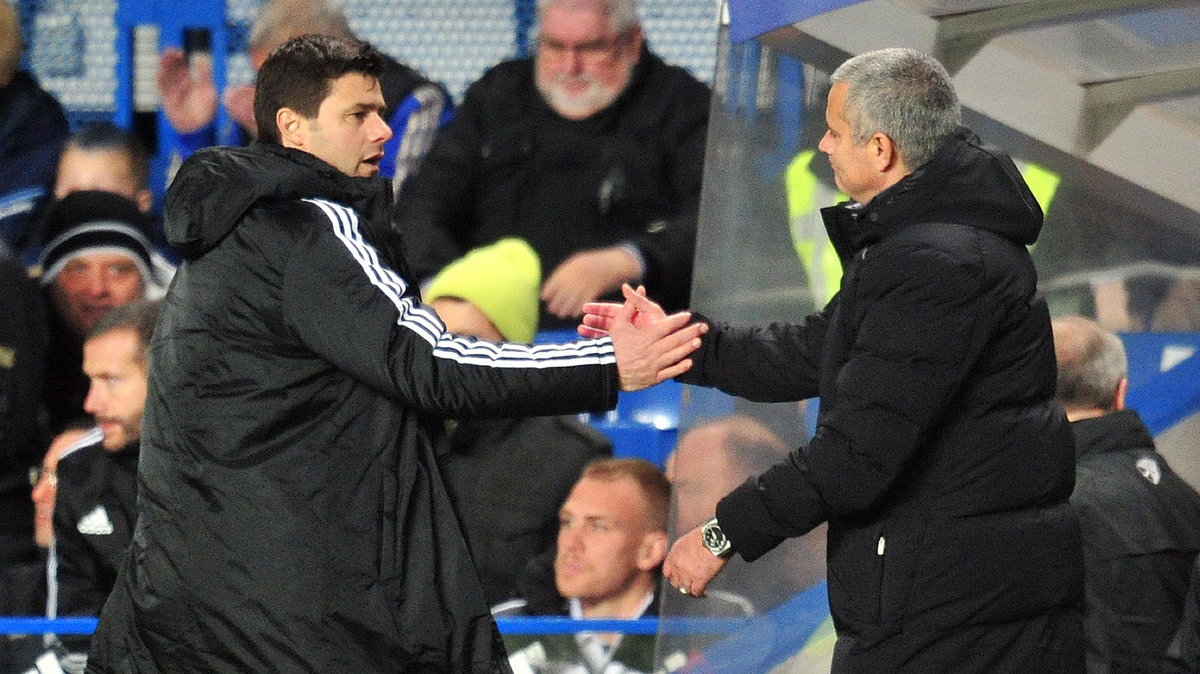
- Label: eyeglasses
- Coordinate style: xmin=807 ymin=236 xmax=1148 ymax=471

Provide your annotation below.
xmin=537 ymin=34 xmax=628 ymax=65
xmin=29 ymin=465 xmax=57 ymax=488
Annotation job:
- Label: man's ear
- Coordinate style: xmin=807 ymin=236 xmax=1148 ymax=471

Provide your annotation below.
xmin=869 ymin=131 xmax=898 ymax=172
xmin=1113 ymin=376 xmax=1129 ymax=411
xmin=637 ymin=531 xmax=668 ymax=571
xmin=276 ymin=107 xmax=306 ymax=149
xmin=135 ymin=188 xmax=153 ymax=213
xmin=626 ymin=25 xmax=645 ymax=54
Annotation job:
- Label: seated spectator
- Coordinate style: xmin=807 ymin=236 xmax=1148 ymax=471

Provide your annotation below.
xmin=1165 ymin=556 xmax=1200 ymax=673
xmin=36 ymin=191 xmax=174 ymax=431
xmin=1 ymin=432 xmax=86 ymax=674
xmin=48 ymin=301 xmax=159 ymax=666
xmin=430 ymin=239 xmax=613 ymax=604
xmin=2 ymin=426 xmax=97 ymax=674
xmin=157 ymin=0 xmax=451 ymax=192
xmin=0 ymin=0 xmax=70 ymax=261
xmin=33 ymin=427 xmax=95 ymax=550
xmin=394 ymin=0 xmax=710 ymax=329
xmin=51 ymin=120 xmax=167 ymax=260
xmin=53 ymin=122 xmax=154 ymax=214
xmin=1053 ymin=315 xmax=1200 ymax=672
xmin=0 ymin=254 xmax=47 ymax=572
xmin=494 ymin=458 xmax=750 ymax=674
xmin=664 ymin=416 xmax=834 ymax=670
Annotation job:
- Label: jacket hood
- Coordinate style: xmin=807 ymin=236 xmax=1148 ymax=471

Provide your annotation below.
xmin=824 ymin=127 xmax=1043 ymax=258
xmin=165 ymin=141 xmax=394 ymax=260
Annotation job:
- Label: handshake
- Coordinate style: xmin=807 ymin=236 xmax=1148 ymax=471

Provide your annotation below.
xmin=577 ymin=284 xmax=708 ymax=392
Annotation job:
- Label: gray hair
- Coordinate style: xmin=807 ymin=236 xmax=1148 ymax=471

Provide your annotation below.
xmin=830 ymin=48 xmax=961 ymax=170
xmin=536 ymin=0 xmax=641 ymax=36
xmin=1052 ymin=315 xmax=1127 ymax=411
xmin=248 ymin=0 xmax=354 ymax=54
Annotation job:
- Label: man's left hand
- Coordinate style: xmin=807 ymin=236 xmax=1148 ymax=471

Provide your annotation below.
xmin=542 ymin=247 xmax=642 ymax=319
xmin=663 ymin=525 xmax=729 ymax=598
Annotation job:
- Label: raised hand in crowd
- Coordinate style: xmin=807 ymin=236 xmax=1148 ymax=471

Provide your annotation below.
xmin=156 ymin=48 xmax=217 ymax=134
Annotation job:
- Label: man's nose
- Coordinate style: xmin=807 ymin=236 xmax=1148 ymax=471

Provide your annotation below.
xmin=82 ymin=270 xmax=108 ymax=296
xmin=559 ymin=526 xmax=583 ymax=550
xmin=83 ymin=385 xmax=103 ymax=415
xmin=818 ymin=131 xmax=834 ymax=154
xmin=372 ymin=113 xmax=393 ymax=144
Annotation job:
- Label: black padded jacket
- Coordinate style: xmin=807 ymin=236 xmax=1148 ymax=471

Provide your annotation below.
xmin=88 ymin=141 xmax=619 ymax=673
xmin=681 ymin=127 xmax=1084 ymax=671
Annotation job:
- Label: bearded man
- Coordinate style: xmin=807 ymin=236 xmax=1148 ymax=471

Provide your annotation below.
xmin=394 ymin=0 xmax=710 ymax=330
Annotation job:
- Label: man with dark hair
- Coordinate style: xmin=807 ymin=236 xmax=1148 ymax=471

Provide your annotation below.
xmin=586 ymin=48 xmax=1083 ymax=672
xmin=1053 ymin=315 xmax=1200 ymax=672
xmin=44 ymin=300 xmax=160 ymax=668
xmin=157 ymin=0 xmax=451 ymax=193
xmin=54 ymin=122 xmax=153 ymax=214
xmin=88 ymin=34 xmax=703 ymax=673
xmin=394 ymin=0 xmax=709 ymax=329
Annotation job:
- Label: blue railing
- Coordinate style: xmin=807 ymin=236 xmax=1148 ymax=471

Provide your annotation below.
xmin=0 ymin=616 xmax=744 ymax=637
xmin=0 ymin=583 xmax=831 ymax=672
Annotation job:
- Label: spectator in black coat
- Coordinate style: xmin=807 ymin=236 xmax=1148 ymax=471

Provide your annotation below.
xmin=0 ymin=0 xmax=69 ymax=260
xmin=36 ymin=191 xmax=173 ymax=432
xmin=1165 ymin=557 xmax=1200 ymax=673
xmin=394 ymin=0 xmax=709 ymax=329
xmin=1053 ymin=315 xmax=1200 ymax=673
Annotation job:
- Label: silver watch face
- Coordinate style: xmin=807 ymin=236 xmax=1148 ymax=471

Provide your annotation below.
xmin=703 ymin=520 xmax=730 ymax=555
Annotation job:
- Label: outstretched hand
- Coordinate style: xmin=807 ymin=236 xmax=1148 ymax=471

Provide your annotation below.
xmin=577 ymin=285 xmax=664 ymax=339
xmin=602 ymin=285 xmax=707 ymax=391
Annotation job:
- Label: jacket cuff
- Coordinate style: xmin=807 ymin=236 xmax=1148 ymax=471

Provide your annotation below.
xmin=673 ymin=311 xmax=711 ymax=386
xmin=715 ymin=478 xmax=785 ymax=562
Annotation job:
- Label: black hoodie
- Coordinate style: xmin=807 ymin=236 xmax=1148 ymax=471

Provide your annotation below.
xmin=88 ymin=141 xmax=619 ymax=673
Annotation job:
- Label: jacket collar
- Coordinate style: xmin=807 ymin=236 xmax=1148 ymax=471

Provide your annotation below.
xmin=1070 ymin=409 xmax=1155 ymax=458
xmin=820 ymin=126 xmax=1043 ymax=264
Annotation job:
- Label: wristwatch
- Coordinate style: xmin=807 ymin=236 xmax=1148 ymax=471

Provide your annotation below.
xmin=701 ymin=517 xmax=733 ymax=558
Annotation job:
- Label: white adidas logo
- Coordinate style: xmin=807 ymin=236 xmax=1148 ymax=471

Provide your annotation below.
xmin=77 ymin=505 xmax=114 ymax=535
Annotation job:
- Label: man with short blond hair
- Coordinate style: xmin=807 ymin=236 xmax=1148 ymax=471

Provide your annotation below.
xmin=495 ymin=458 xmax=750 ymax=673
xmin=47 ymin=300 xmax=159 ymax=666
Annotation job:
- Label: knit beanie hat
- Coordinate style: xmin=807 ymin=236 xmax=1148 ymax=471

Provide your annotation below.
xmin=38 ymin=190 xmax=163 ymax=288
xmin=424 ymin=238 xmax=542 ymax=343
